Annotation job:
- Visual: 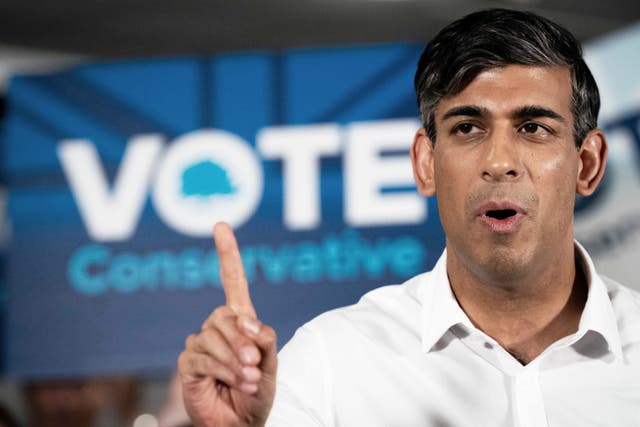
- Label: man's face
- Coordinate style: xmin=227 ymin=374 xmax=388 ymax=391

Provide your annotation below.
xmin=413 ymin=65 xmax=600 ymax=284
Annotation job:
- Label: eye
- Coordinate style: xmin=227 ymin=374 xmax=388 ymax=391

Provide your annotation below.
xmin=453 ymin=123 xmax=477 ymax=135
xmin=519 ymin=122 xmax=548 ymax=134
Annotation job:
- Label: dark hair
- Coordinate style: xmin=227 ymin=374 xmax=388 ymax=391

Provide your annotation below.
xmin=414 ymin=8 xmax=600 ymax=147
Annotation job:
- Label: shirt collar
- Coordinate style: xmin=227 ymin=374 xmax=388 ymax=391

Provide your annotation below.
xmin=420 ymin=249 xmax=473 ymax=353
xmin=574 ymin=240 xmax=623 ymax=361
xmin=420 ymin=242 xmax=623 ymax=361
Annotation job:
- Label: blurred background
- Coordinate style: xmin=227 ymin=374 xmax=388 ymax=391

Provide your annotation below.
xmin=0 ymin=1 xmax=639 ymax=426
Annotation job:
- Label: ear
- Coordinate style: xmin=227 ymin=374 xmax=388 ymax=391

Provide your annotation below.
xmin=411 ymin=128 xmax=436 ymax=197
xmin=576 ymin=129 xmax=608 ymax=196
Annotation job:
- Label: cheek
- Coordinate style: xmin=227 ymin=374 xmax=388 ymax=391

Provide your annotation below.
xmin=539 ymin=151 xmax=576 ymax=174
xmin=530 ymin=152 xmax=578 ymax=214
xmin=434 ymin=160 xmax=469 ymax=222
xmin=434 ymin=150 xmax=468 ymax=188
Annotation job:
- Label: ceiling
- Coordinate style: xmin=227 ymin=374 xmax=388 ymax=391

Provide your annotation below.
xmin=0 ymin=0 xmax=638 ymax=59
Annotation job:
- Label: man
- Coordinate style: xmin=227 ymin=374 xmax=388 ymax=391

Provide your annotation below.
xmin=178 ymin=9 xmax=640 ymax=426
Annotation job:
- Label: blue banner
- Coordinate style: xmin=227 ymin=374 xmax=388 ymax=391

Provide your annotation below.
xmin=2 ymin=44 xmax=446 ymax=378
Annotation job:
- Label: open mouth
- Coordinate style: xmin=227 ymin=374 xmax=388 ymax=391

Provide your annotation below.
xmin=476 ymin=201 xmax=524 ymax=232
xmin=485 ymin=209 xmax=517 ymax=220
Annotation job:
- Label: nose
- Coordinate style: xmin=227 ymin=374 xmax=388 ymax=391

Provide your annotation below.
xmin=481 ymin=130 xmax=522 ymax=182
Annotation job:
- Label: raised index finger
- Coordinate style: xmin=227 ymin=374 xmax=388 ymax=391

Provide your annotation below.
xmin=213 ymin=222 xmax=256 ymax=318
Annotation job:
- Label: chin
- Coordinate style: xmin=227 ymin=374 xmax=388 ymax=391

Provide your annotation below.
xmin=474 ymin=245 xmax=533 ymax=286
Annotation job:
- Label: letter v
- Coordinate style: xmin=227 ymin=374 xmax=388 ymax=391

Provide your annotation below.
xmin=57 ymin=135 xmax=164 ymax=242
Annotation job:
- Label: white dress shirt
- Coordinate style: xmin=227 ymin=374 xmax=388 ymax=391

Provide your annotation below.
xmin=267 ymin=243 xmax=640 ymax=426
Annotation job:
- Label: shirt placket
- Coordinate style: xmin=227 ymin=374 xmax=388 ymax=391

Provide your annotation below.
xmin=511 ymin=363 xmax=548 ymax=427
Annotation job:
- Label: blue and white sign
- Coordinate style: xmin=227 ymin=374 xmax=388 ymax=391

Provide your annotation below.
xmin=1 ymin=45 xmax=444 ymax=378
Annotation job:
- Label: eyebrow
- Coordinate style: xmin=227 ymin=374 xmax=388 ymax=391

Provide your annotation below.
xmin=440 ymin=104 xmax=567 ymax=123
xmin=510 ymin=105 xmax=566 ymax=123
xmin=441 ymin=105 xmax=489 ymax=121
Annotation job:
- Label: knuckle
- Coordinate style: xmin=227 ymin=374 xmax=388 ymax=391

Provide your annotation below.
xmin=262 ymin=325 xmax=277 ymax=344
xmin=177 ymin=351 xmax=189 ymax=372
xmin=211 ymin=306 xmax=233 ymax=324
xmin=229 ymin=333 xmax=251 ymax=352
xmin=198 ymin=328 xmax=214 ymax=343
xmin=185 ymin=333 xmax=197 ymax=349
xmin=217 ymin=321 xmax=244 ymax=346
xmin=201 ymin=329 xmax=229 ymax=357
xmin=196 ymin=355 xmax=210 ymax=373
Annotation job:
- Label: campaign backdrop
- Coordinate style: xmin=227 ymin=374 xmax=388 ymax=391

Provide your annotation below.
xmin=2 ymin=24 xmax=640 ymax=379
xmin=2 ymin=44 xmax=445 ymax=378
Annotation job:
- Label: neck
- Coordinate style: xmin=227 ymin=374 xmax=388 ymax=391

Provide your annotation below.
xmin=447 ymin=242 xmax=588 ymax=365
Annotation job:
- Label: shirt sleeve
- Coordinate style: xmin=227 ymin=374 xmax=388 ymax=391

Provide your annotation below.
xmin=266 ymin=323 xmax=333 ymax=426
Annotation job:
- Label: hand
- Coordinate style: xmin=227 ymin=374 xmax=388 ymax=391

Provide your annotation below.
xmin=178 ymin=222 xmax=278 ymax=427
